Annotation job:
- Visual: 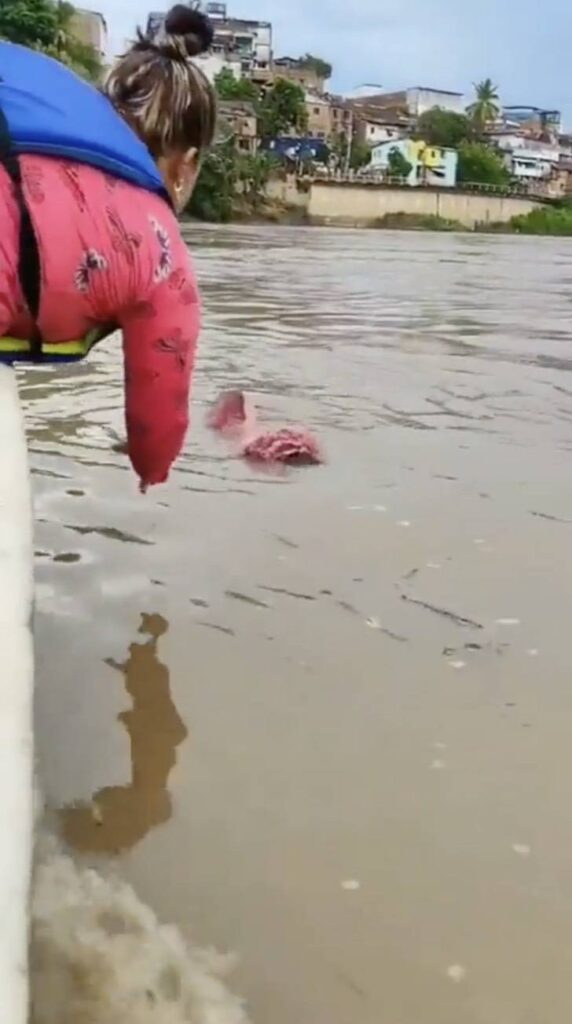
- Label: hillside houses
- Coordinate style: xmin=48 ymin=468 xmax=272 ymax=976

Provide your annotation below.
xmin=145 ymin=3 xmax=571 ymax=195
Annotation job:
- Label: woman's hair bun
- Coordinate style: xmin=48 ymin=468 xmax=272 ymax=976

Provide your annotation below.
xmin=161 ymin=4 xmax=214 ymax=58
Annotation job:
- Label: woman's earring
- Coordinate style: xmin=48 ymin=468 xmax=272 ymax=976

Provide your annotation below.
xmin=175 ymin=181 xmax=183 ymax=197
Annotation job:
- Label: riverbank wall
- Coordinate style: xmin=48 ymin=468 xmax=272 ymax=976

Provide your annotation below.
xmin=266 ymin=178 xmax=544 ymax=229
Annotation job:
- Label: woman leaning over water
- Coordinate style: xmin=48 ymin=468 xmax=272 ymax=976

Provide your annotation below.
xmin=0 ymin=5 xmax=216 ymax=489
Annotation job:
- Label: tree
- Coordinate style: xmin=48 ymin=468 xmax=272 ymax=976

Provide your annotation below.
xmin=387 ymin=146 xmax=413 ymax=180
xmin=467 ymin=79 xmax=500 ymax=132
xmin=237 ymin=152 xmax=273 ymax=206
xmin=187 ymin=141 xmax=275 ymax=221
xmin=457 ymin=141 xmax=510 ymax=186
xmin=258 ymin=79 xmax=308 ymax=139
xmin=415 ymin=108 xmax=471 ymax=149
xmin=349 ymin=139 xmax=371 ymax=170
xmin=214 ymin=67 xmax=259 ymax=103
xmin=299 ymin=53 xmax=332 ymax=82
xmin=0 ymin=0 xmax=57 ymax=47
xmin=0 ymin=0 xmax=102 ymax=80
xmin=188 ymin=137 xmax=238 ymax=222
xmin=331 ymin=131 xmax=349 ymax=171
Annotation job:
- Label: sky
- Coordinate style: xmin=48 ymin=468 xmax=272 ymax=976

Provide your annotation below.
xmin=100 ymin=0 xmax=572 ymax=126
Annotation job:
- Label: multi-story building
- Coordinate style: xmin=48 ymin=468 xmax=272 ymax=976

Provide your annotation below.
xmin=70 ymin=7 xmax=108 ymax=56
xmin=206 ymin=3 xmax=272 ymax=74
xmin=490 ymin=131 xmax=560 ymax=186
xmin=273 ymin=57 xmax=326 ymax=95
xmin=193 ymin=51 xmax=243 ymax=84
xmin=502 ymin=106 xmax=562 ymax=140
xmin=305 ymin=92 xmax=332 ymax=140
xmin=406 ymin=87 xmax=465 ymax=118
xmin=330 ymin=98 xmax=353 ymax=149
xmin=217 ymin=99 xmax=258 ymax=154
xmin=346 ymin=86 xmax=465 ymax=120
xmin=295 ymin=93 xmax=353 ymax=151
xmin=352 ymin=107 xmax=409 ymax=147
xmin=370 ymin=138 xmax=458 ymax=188
xmin=147 ymin=4 xmax=271 ymax=74
xmin=146 ymin=11 xmax=165 ymax=37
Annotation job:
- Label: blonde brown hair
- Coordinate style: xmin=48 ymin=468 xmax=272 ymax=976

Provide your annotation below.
xmin=103 ymin=4 xmax=217 ymax=159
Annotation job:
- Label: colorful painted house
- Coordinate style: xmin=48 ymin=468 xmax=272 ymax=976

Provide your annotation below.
xmin=370 ymin=138 xmax=458 ymax=187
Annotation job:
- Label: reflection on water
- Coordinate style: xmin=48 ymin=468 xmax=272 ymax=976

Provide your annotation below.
xmin=60 ymin=613 xmax=187 ymax=854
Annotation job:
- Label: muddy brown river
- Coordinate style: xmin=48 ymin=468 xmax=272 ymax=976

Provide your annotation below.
xmin=26 ymin=226 xmax=572 ymax=1024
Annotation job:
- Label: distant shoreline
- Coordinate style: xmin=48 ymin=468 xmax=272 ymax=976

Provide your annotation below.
xmin=184 ymin=205 xmax=572 ymax=236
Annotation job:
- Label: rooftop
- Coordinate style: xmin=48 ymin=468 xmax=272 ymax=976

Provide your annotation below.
xmin=218 ymin=99 xmax=257 ymax=116
xmin=409 ymin=86 xmax=463 ymax=97
xmin=214 ymin=17 xmax=271 ymax=31
xmin=76 ymin=6 xmax=107 ymax=29
xmin=372 ymin=136 xmax=458 ymax=153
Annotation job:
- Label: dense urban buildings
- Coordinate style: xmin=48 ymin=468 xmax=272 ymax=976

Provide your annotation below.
xmin=140 ymin=2 xmax=572 ymax=196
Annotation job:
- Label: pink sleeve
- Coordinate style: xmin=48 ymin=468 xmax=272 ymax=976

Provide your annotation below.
xmin=119 ymin=259 xmax=200 ymax=490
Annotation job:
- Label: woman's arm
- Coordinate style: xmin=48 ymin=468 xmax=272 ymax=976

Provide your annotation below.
xmin=119 ymin=263 xmax=200 ymax=490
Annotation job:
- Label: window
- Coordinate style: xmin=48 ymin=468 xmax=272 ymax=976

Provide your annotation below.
xmin=314 ymin=107 xmax=321 ymax=116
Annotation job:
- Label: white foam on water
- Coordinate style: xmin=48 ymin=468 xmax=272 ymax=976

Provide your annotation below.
xmin=30 ymin=828 xmax=250 ymax=1024
xmin=446 ymin=964 xmax=467 ymax=983
xmin=341 ymin=880 xmax=361 ymax=892
xmin=512 ymin=844 xmax=532 ymax=858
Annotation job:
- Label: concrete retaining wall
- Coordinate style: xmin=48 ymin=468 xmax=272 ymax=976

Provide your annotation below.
xmin=266 ymin=176 xmax=310 ymax=208
xmin=307 ymin=182 xmax=543 ymax=228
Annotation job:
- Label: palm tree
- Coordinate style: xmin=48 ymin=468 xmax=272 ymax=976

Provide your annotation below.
xmin=467 ymin=79 xmax=500 ymax=133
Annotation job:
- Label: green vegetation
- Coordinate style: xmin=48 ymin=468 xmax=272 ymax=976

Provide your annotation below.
xmin=415 ymin=108 xmax=472 ymax=149
xmin=214 ymin=73 xmax=307 ymax=140
xmin=258 ymin=78 xmax=308 ymax=140
xmin=457 ymin=140 xmax=510 ymax=186
xmin=188 ymin=138 xmax=275 ymax=223
xmin=188 ymin=139 xmax=238 ymax=222
xmin=0 ymin=0 xmax=57 ymax=47
xmin=214 ymin=67 xmax=258 ymax=103
xmin=190 ymin=74 xmax=310 ymax=222
xmin=467 ymin=78 xmax=500 ymax=133
xmin=236 ymin=151 xmax=274 ymax=204
xmin=508 ymin=206 xmax=572 ymax=235
xmin=349 ymin=139 xmax=371 ymax=170
xmin=299 ymin=54 xmax=332 ymax=82
xmin=0 ymin=0 xmax=102 ymax=79
xmin=331 ymin=131 xmax=349 ymax=170
xmin=387 ymin=147 xmax=413 ymax=180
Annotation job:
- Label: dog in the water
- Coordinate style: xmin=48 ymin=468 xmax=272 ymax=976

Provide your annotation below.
xmin=207 ymin=390 xmax=323 ymax=466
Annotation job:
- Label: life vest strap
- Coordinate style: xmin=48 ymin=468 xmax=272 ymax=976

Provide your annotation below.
xmin=0 ymin=91 xmax=43 ymax=360
xmin=0 ymin=325 xmax=112 ymax=363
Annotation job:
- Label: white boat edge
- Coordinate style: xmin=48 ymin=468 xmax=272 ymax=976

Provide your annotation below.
xmin=0 ymin=365 xmax=33 ymax=1020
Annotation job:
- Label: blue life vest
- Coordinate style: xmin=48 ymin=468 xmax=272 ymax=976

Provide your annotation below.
xmin=0 ymin=41 xmax=167 ymax=197
xmin=0 ymin=42 xmax=169 ymax=363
